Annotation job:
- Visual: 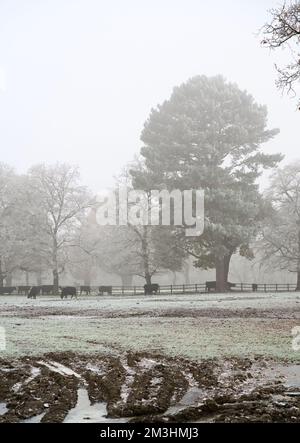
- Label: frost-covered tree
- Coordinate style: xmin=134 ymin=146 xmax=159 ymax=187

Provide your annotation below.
xmin=131 ymin=76 xmax=282 ymax=291
xmin=261 ymin=162 xmax=300 ymax=290
xmin=0 ymin=165 xmax=32 ymax=285
xmin=87 ymin=211 xmax=184 ymax=286
xmin=261 ymin=1 xmax=300 ymax=106
xmin=16 ymin=175 xmax=52 ymax=283
xmin=67 ymin=217 xmax=101 ymax=286
xmin=90 ymin=169 xmax=186 ymax=285
xmin=28 ymin=163 xmax=92 ymax=292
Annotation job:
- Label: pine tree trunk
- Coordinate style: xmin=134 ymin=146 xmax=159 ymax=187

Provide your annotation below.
xmin=216 ymin=258 xmax=227 ymax=292
xmin=216 ymin=253 xmax=232 ymax=292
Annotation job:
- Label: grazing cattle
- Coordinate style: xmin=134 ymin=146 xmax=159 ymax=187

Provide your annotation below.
xmin=60 ymin=286 xmax=77 ymax=299
xmin=252 ymin=283 xmax=258 ymax=292
xmin=0 ymin=286 xmax=16 ymax=295
xmin=27 ymin=286 xmax=41 ymax=299
xmin=206 ymin=281 xmax=217 ymax=292
xmin=80 ymin=285 xmax=91 ymax=295
xmin=18 ymin=286 xmax=31 ymax=295
xmin=205 ymin=281 xmax=236 ymax=292
xmin=144 ymin=284 xmax=160 ymax=295
xmin=41 ymin=285 xmax=54 ymax=295
xmin=98 ymin=286 xmax=112 ymax=295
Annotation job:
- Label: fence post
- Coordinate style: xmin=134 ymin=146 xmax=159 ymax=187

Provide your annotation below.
xmin=241 ymin=283 xmax=243 ymax=292
xmin=134 ymin=286 xmax=136 ymax=295
xmin=276 ymin=284 xmax=278 ymax=292
xmin=288 ymin=284 xmax=290 ymax=292
xmin=171 ymin=285 xmax=173 ymax=295
xmin=264 ymin=284 xmax=267 ymax=293
xmin=195 ymin=284 xmax=198 ymax=293
xmin=183 ymin=284 xmax=185 ymax=294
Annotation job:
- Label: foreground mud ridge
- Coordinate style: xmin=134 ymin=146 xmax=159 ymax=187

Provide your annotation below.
xmin=0 ymin=351 xmax=300 ymax=423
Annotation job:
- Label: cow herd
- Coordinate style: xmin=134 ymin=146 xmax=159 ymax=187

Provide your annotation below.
xmin=26 ymin=285 xmax=110 ymax=299
xmin=0 ymin=281 xmax=246 ymax=299
xmin=0 ymin=285 xmax=112 ymax=299
xmin=0 ymin=284 xmax=162 ymax=298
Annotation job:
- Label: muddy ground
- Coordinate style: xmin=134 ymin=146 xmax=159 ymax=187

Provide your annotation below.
xmin=0 ymin=293 xmax=300 ymax=422
xmin=0 ymin=351 xmax=300 ymax=423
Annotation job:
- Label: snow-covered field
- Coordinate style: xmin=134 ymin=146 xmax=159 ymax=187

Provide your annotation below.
xmin=1 ymin=292 xmax=300 ymax=361
xmin=1 ymin=291 xmax=300 ymax=311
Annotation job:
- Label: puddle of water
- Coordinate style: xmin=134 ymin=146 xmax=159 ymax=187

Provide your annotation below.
xmin=64 ymin=388 xmax=126 ymax=423
xmin=265 ymin=365 xmax=300 ymax=389
xmin=166 ymin=387 xmax=207 ymax=416
xmin=120 ymin=358 xmax=135 ymax=404
xmin=21 ymin=412 xmax=46 ymax=423
xmin=277 ymin=365 xmax=300 ymax=389
xmin=38 ymin=360 xmax=83 ymax=379
xmin=0 ymin=403 xmax=8 ymax=416
xmin=85 ymin=363 xmax=105 ymax=376
xmin=180 ymin=387 xmax=208 ymax=405
xmin=12 ymin=367 xmax=41 ymax=393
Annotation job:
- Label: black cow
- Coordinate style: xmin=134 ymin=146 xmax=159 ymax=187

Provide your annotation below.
xmin=0 ymin=286 xmax=16 ymax=295
xmin=98 ymin=286 xmax=112 ymax=295
xmin=205 ymin=281 xmax=236 ymax=292
xmin=18 ymin=286 xmax=31 ymax=295
xmin=144 ymin=284 xmax=159 ymax=295
xmin=80 ymin=285 xmax=91 ymax=295
xmin=60 ymin=286 xmax=77 ymax=299
xmin=27 ymin=286 xmax=41 ymax=299
xmin=41 ymin=285 xmax=54 ymax=295
xmin=206 ymin=281 xmax=216 ymax=292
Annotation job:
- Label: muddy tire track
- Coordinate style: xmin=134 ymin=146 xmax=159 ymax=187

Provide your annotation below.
xmin=0 ymin=352 xmax=299 ymax=423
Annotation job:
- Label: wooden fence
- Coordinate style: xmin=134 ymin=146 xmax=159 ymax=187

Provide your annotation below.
xmin=0 ymin=282 xmax=298 ymax=295
xmin=95 ymin=283 xmax=298 ymax=295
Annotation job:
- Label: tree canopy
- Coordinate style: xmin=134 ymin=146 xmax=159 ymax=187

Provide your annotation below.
xmin=131 ymin=76 xmax=282 ymax=290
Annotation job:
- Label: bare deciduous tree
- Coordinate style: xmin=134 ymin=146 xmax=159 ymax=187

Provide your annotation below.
xmin=261 ymin=1 xmax=300 ymax=105
xmin=28 ymin=163 xmax=92 ymax=292
xmin=261 ymin=162 xmax=300 ymax=290
xmin=0 ymin=165 xmax=32 ymax=286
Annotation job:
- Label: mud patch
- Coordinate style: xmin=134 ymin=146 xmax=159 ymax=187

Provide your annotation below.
xmin=0 ymin=352 xmax=299 ymax=423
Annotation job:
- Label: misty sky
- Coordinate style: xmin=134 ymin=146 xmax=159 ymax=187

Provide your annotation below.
xmin=0 ymin=0 xmax=299 ymax=192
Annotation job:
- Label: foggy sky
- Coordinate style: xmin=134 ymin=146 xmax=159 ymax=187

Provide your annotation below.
xmin=0 ymin=0 xmax=299 ymax=192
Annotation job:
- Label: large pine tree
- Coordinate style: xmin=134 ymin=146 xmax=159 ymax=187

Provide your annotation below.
xmin=131 ymin=75 xmax=282 ymax=291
